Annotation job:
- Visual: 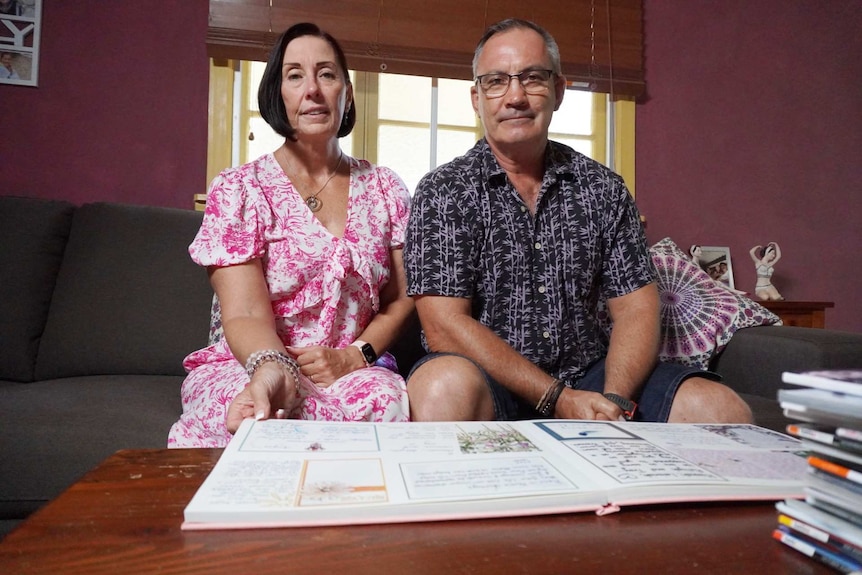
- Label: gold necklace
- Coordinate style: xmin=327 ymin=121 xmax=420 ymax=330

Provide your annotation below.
xmin=302 ymin=152 xmax=343 ymax=213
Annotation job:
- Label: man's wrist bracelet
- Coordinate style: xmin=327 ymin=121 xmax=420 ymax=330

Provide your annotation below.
xmin=245 ymin=349 xmax=300 ymax=383
xmin=536 ymin=379 xmax=567 ymax=417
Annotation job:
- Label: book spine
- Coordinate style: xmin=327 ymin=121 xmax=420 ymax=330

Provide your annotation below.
xmin=773 ymin=528 xmax=862 ymax=574
xmin=777 ymin=515 xmax=862 ymax=563
xmin=805 ymin=491 xmax=862 ymax=526
xmin=838 ymin=427 xmax=862 ymax=442
xmin=788 ymin=424 xmax=835 ymax=444
xmin=808 ymin=456 xmax=862 ymax=486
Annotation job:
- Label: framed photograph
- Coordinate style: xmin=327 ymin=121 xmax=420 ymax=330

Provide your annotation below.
xmin=692 ymin=245 xmax=737 ymax=290
xmin=0 ymin=0 xmax=42 ymax=87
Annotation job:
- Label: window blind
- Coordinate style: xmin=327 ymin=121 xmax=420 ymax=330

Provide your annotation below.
xmin=207 ymin=0 xmax=644 ymax=97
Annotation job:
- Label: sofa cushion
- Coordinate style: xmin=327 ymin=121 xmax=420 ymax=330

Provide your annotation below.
xmin=712 ymin=325 xmax=862 ymax=399
xmin=650 ymin=238 xmax=782 ymax=370
xmin=0 ymin=375 xmax=183 ymax=518
xmin=0 ymin=196 xmax=75 ymax=382
xmin=35 ymin=202 xmax=212 ymax=379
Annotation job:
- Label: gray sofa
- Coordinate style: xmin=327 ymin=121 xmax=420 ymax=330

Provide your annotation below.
xmin=0 ymin=197 xmax=213 ymax=539
xmin=2 ymin=195 xmax=861 ymax=540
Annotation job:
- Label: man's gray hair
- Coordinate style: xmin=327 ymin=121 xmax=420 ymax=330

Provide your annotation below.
xmin=472 ymin=18 xmax=562 ymax=78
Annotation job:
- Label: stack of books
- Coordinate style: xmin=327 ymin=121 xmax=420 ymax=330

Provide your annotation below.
xmin=776 ymin=369 xmax=862 ymax=574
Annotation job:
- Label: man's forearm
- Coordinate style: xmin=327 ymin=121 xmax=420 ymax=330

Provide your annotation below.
xmin=603 ymin=285 xmax=661 ymax=399
xmin=603 ymin=321 xmax=659 ymax=399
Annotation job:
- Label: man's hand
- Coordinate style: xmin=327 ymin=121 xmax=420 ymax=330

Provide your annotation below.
xmin=553 ymin=389 xmax=624 ymax=420
xmin=226 ymin=362 xmax=298 ymax=433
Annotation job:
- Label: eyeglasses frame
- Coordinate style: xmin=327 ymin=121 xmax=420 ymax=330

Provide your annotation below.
xmin=474 ymin=69 xmax=556 ymax=99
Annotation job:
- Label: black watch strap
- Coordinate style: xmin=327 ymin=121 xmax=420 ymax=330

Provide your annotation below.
xmin=603 ymin=393 xmax=637 ymax=420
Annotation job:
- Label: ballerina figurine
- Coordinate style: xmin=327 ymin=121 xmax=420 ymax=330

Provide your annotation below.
xmin=749 ymin=242 xmax=784 ymax=301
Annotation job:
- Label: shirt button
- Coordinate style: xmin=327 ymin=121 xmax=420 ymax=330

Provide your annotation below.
xmin=542 ymin=331 xmax=550 ymax=339
xmin=534 ymin=242 xmax=542 ymax=250
xmin=520 ymin=206 xmax=526 ymax=212
xmin=538 ymin=286 xmax=546 ymax=294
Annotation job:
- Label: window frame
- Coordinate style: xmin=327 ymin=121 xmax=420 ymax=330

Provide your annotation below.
xmin=205 ymin=59 xmax=636 ymax=204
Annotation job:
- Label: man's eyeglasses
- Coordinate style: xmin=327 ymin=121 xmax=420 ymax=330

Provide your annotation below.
xmin=475 ymin=69 xmax=555 ymax=98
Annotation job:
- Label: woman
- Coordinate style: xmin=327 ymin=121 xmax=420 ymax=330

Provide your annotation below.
xmin=169 ymin=23 xmax=413 ymax=447
xmin=689 ymin=244 xmax=703 ymax=265
xmin=749 ymin=242 xmax=784 ymax=301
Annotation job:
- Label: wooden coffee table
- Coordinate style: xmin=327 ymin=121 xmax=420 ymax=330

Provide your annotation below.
xmin=0 ymin=448 xmax=832 ymax=574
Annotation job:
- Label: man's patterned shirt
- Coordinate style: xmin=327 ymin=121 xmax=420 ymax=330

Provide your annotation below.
xmin=404 ymin=138 xmax=654 ymax=381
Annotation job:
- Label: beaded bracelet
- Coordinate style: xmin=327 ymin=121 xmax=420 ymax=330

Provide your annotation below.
xmin=536 ymin=379 xmax=567 ymax=417
xmin=245 ymin=349 xmax=301 ymax=383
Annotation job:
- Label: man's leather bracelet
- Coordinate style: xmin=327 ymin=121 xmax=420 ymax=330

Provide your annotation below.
xmin=536 ymin=379 xmax=567 ymax=417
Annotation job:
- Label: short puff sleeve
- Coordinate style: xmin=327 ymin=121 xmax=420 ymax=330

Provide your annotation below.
xmin=189 ymin=166 xmax=267 ymax=267
xmin=375 ymin=165 xmax=411 ymax=250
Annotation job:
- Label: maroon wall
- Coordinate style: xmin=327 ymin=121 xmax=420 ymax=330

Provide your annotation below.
xmin=637 ymin=0 xmax=862 ymax=332
xmin=3 ymin=1 xmax=860 ymax=333
xmin=0 ymin=1 xmax=209 ymax=209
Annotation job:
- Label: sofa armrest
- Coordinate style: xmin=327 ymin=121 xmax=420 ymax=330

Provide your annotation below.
xmin=710 ymin=325 xmax=862 ymax=400
xmin=0 ymin=196 xmax=75 ymax=382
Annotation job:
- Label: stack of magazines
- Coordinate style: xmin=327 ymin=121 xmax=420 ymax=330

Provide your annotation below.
xmin=776 ymin=369 xmax=862 ymax=574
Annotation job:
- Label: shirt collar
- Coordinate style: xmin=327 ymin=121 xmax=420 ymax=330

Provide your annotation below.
xmin=477 ymin=138 xmax=571 ymax=187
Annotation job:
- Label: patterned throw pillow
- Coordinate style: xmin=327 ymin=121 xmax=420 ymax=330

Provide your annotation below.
xmin=651 ymin=238 xmax=782 ymax=369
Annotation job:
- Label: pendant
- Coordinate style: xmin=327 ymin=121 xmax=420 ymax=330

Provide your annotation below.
xmin=305 ymin=196 xmax=322 ymax=212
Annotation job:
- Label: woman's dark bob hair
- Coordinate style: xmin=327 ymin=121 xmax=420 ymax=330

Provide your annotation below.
xmin=258 ymin=22 xmax=356 ymax=141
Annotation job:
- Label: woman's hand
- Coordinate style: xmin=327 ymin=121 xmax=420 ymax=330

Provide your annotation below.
xmin=287 ymin=345 xmax=366 ymax=387
xmin=226 ymin=362 xmax=298 ymax=433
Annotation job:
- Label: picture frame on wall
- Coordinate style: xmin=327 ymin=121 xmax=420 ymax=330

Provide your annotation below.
xmin=0 ymin=0 xmax=42 ymax=87
xmin=695 ymin=246 xmax=737 ymax=291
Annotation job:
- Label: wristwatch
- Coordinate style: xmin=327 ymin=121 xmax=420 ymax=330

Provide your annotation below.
xmin=351 ymin=340 xmax=377 ymax=367
xmin=603 ymin=393 xmax=637 ymax=421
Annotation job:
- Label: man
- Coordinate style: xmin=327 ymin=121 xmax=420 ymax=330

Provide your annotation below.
xmin=403 ymin=19 xmax=752 ymax=424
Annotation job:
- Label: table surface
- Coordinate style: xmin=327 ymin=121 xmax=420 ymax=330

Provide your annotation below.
xmin=0 ymin=448 xmax=833 ymax=575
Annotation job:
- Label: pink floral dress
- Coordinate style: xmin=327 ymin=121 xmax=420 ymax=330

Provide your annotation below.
xmin=168 ymin=154 xmax=411 ymax=448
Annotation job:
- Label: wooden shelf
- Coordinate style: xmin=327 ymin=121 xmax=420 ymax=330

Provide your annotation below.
xmin=760 ymin=301 xmax=834 ymax=329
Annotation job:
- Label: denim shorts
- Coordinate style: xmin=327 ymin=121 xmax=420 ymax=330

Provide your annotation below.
xmin=407 ymin=353 xmax=719 ymax=422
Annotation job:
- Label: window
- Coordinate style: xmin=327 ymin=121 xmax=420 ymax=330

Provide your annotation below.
xmin=357 ymin=73 xmax=481 ymax=193
xmin=207 ymin=59 xmax=635 ymax=198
